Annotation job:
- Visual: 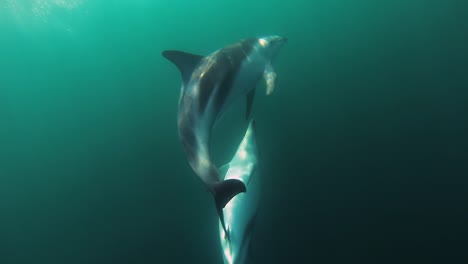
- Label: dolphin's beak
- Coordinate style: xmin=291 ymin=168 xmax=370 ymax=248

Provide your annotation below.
xmin=272 ymin=37 xmax=288 ymax=49
xmin=273 ymin=36 xmax=288 ymax=44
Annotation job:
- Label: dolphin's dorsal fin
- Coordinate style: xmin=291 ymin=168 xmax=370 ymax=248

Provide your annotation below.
xmin=214 ymin=179 xmax=246 ymax=239
xmin=264 ymin=62 xmax=277 ymax=95
xmin=162 ymin=50 xmax=204 ymax=85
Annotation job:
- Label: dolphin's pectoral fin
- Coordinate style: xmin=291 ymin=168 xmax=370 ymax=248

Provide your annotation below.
xmin=263 ymin=63 xmax=277 ymax=95
xmin=246 ymin=88 xmax=256 ymax=119
xmin=162 ymin=50 xmax=204 ymax=85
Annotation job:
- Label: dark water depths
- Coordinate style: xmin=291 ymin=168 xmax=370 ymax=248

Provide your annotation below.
xmin=0 ymin=1 xmax=467 ymax=263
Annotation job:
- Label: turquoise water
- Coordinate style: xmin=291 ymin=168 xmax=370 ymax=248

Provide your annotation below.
xmin=1 ymin=1 xmax=467 ymax=263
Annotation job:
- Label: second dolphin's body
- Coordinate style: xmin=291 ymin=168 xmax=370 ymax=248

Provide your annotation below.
xmin=219 ymin=120 xmax=260 ymax=264
xmin=162 ymin=36 xmax=286 ymax=230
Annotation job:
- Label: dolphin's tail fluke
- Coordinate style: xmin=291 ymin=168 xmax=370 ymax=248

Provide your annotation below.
xmin=212 ymin=179 xmax=246 ymax=235
xmin=213 ymin=179 xmax=246 ymax=209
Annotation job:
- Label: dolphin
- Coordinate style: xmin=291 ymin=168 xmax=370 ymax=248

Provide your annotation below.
xmin=219 ymin=120 xmax=260 ymax=264
xmin=162 ymin=36 xmax=286 ymax=232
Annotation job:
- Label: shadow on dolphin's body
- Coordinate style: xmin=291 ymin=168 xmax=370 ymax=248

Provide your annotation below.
xmin=162 ymin=36 xmax=286 ymax=234
xmin=219 ymin=120 xmax=260 ymax=264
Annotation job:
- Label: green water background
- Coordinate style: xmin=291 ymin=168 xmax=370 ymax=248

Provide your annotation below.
xmin=1 ymin=1 xmax=467 ymax=263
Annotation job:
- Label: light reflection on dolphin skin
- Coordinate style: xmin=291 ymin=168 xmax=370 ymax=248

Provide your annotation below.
xmin=219 ymin=120 xmax=260 ymax=264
